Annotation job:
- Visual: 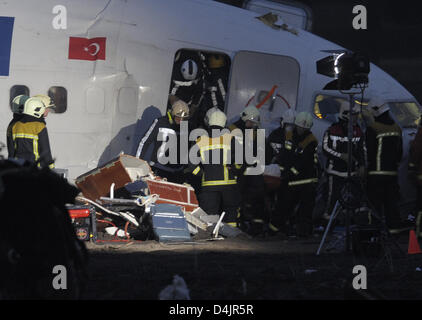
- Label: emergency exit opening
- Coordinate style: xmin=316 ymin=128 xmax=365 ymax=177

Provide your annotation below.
xmin=225 ymin=51 xmax=300 ymax=136
xmin=167 ymin=49 xmax=231 ymax=128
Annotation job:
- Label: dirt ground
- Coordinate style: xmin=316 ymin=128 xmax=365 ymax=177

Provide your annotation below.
xmin=80 ymin=233 xmax=422 ymax=300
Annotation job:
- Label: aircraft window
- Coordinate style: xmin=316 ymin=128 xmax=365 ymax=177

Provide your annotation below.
xmin=168 ymin=49 xmax=231 ymax=129
xmin=48 ymin=86 xmax=67 ymax=113
xmin=9 ymin=85 xmax=30 ymax=110
xmin=389 ymin=102 xmax=421 ymax=128
xmin=313 ymin=94 xmax=369 ymax=123
xmin=226 ymin=51 xmax=299 ymax=135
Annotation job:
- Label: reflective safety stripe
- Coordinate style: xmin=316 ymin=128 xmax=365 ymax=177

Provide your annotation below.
xmin=48 ymin=163 xmax=55 ymax=169
xmin=376 ymin=132 xmax=401 ymax=171
xmin=13 ymin=133 xmax=38 ymax=140
xmin=200 ymin=144 xmax=230 ymax=163
xmin=202 ymin=179 xmax=237 ymax=187
xmin=314 ymin=153 xmax=319 ymax=164
xmin=13 ymin=133 xmax=40 ymax=163
xmin=376 ymin=132 xmax=401 ymax=139
xmin=288 ymin=178 xmax=318 ymax=186
xmin=218 ymin=78 xmax=226 ymax=100
xmin=34 ymin=138 xmax=39 ymax=162
xmin=290 ymin=167 xmax=299 ymax=175
xmin=192 ymin=166 xmax=201 ymax=175
xmin=279 ymin=166 xmax=285 ymax=171
xmin=268 ymin=223 xmax=279 ymax=232
xmin=285 ymin=141 xmax=292 ymax=150
xmin=235 ymin=164 xmax=242 ymax=170
xmin=368 ymin=171 xmax=398 ymax=176
xmin=227 ymin=222 xmax=237 ymax=227
xmin=252 ymin=219 xmax=264 ymax=224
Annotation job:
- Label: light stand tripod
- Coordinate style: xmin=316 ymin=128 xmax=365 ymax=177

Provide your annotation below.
xmin=316 ymin=92 xmax=405 ymax=271
xmin=316 ymin=92 xmax=359 ymax=254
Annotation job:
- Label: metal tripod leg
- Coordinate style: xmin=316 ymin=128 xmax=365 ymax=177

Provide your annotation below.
xmin=317 ymin=201 xmax=341 ymax=256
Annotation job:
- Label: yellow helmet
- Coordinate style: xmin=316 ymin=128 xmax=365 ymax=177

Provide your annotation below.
xmin=171 ymin=100 xmax=190 ymax=119
xmin=23 ymin=98 xmax=46 ymax=118
xmin=208 ymin=54 xmax=225 ymax=69
xmin=11 ymin=95 xmax=30 ymax=113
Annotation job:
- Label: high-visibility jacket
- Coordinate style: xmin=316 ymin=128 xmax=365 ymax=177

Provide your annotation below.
xmin=188 ymin=127 xmax=242 ymax=188
xmin=277 ymin=129 xmax=319 ymax=187
xmin=6 ymin=113 xmax=23 ymax=158
xmin=366 ymin=116 xmax=402 ymax=176
xmin=409 ymin=124 xmax=422 ymax=184
xmin=11 ymin=114 xmax=55 ymax=169
xmin=323 ymin=120 xmax=367 ymax=177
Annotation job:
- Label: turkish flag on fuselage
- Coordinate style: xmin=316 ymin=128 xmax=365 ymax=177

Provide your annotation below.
xmin=68 ymin=37 xmax=106 ymax=61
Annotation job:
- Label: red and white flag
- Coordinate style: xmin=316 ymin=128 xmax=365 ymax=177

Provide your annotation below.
xmin=68 ymin=37 xmax=106 ymax=61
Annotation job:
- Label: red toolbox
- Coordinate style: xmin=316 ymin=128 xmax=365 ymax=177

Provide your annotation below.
xmin=144 ymin=178 xmax=199 ymax=213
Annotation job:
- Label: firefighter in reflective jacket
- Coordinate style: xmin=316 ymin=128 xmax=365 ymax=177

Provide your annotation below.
xmin=322 ymin=101 xmax=367 ymax=220
xmin=229 ymin=105 xmax=267 ymax=234
xmin=10 ymin=96 xmax=55 ymax=168
xmin=271 ymin=112 xmax=319 ymax=237
xmin=366 ymin=97 xmax=407 ymax=231
xmin=409 ymin=117 xmax=422 ymax=237
xmin=186 ymin=109 xmax=242 ymax=226
xmin=136 ymin=100 xmax=190 ymax=184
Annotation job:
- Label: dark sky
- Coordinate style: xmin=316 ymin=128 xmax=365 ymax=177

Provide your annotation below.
xmin=216 ymin=0 xmax=422 ymax=103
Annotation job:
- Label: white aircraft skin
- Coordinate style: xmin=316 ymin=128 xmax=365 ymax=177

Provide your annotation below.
xmin=0 ymin=0 xmax=420 ymax=208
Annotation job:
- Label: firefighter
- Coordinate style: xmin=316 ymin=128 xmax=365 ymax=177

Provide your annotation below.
xmin=271 ymin=112 xmax=319 ymax=238
xmin=10 ymin=96 xmax=55 ymax=168
xmin=136 ymin=100 xmax=190 ymax=184
xmin=228 ymin=105 xmax=267 ymax=235
xmin=186 ymin=109 xmax=242 ymax=227
xmin=204 ymin=54 xmax=228 ymax=111
xmin=366 ymin=97 xmax=409 ymax=232
xmin=169 ymin=51 xmax=207 ymax=129
xmin=409 ymin=117 xmax=422 ymax=237
xmin=7 ymin=95 xmax=29 ymax=158
xmin=266 ymin=109 xmax=296 ymax=165
xmin=322 ymin=101 xmax=367 ymax=221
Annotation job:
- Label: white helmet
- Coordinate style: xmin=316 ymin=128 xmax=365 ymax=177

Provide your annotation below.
xmin=33 ymin=94 xmax=55 ymax=109
xmin=241 ymin=105 xmax=260 ymax=125
xmin=368 ymin=97 xmax=389 ymax=117
xmin=208 ymin=109 xmax=227 ymax=128
xmin=180 ymin=59 xmax=198 ymax=81
xmin=11 ymin=95 xmax=29 ymax=113
xmin=294 ymin=112 xmax=313 ymax=129
xmin=23 ymin=98 xmax=46 ymax=118
xmin=281 ymin=109 xmax=296 ymax=126
xmin=204 ymin=107 xmax=220 ymax=127
xmin=338 ymin=100 xmax=359 ymax=121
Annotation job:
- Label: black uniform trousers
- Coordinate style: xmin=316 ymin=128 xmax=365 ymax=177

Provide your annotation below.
xmin=198 ymin=185 xmax=241 ymax=224
xmin=274 ymin=182 xmax=316 ymax=236
xmin=367 ymin=175 xmax=402 ymax=228
xmin=237 ymin=174 xmax=267 ymax=224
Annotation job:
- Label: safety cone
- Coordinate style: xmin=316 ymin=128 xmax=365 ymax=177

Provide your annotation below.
xmin=408 ymin=230 xmax=422 ymax=255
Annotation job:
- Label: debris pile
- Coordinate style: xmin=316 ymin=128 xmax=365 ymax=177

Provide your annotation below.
xmin=72 ymin=154 xmax=242 ymax=243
